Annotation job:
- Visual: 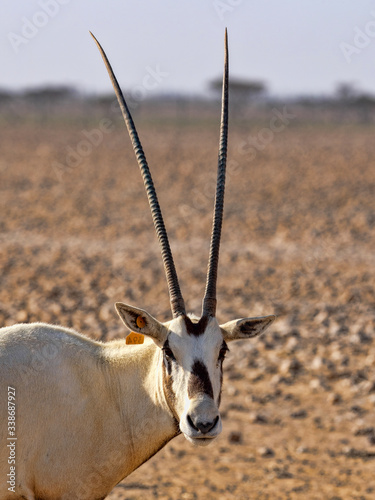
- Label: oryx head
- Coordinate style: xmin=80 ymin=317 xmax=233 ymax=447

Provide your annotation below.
xmin=92 ymin=30 xmax=275 ymax=446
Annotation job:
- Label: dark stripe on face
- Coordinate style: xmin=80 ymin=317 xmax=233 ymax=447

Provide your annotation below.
xmin=188 ymin=360 xmax=214 ymax=399
xmin=184 ymin=315 xmax=209 ymax=337
xmin=161 ymin=345 xmax=180 ymax=425
xmin=162 ymin=338 xmax=174 ymax=375
xmin=217 ymin=362 xmax=223 ymax=407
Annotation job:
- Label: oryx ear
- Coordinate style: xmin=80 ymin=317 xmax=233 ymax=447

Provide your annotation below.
xmin=220 ymin=315 xmax=276 ymax=342
xmin=115 ymin=302 xmax=168 ymax=346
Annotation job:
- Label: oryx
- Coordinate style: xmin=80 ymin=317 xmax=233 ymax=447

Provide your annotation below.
xmin=0 ymin=30 xmax=275 ymax=499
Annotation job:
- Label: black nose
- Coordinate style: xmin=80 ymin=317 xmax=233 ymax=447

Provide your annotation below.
xmin=187 ymin=415 xmax=219 ymax=434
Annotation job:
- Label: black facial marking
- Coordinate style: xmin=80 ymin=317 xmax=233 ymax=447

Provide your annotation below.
xmin=188 ymin=360 xmax=214 ymax=399
xmin=162 ymin=339 xmax=175 ymax=375
xmin=184 ymin=316 xmax=209 ymax=337
xmin=161 ymin=343 xmax=180 ymax=425
xmin=217 ymin=342 xmax=228 ymax=405
xmin=218 ymin=360 xmax=224 ymax=407
xmin=218 ymin=341 xmax=229 ymax=363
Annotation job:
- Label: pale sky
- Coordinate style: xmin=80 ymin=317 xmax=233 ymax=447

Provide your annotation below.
xmin=1 ymin=0 xmax=375 ymax=97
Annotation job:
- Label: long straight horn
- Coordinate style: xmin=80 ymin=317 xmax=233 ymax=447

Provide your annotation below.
xmin=90 ymin=32 xmax=186 ymax=318
xmin=202 ymin=28 xmax=229 ymax=318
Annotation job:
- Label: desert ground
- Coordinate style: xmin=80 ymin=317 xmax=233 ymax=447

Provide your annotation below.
xmin=0 ymin=103 xmax=374 ymax=499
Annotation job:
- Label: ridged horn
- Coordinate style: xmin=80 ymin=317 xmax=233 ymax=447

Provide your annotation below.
xmin=90 ymin=32 xmax=186 ymax=318
xmin=202 ymin=28 xmax=229 ymax=318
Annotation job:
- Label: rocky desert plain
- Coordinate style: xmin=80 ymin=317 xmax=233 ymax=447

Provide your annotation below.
xmin=0 ymin=102 xmax=374 ymax=499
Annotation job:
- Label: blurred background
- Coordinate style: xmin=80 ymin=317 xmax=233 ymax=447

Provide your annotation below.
xmin=1 ymin=2 xmax=375 ymax=499
xmin=1 ymin=0 xmax=375 ymax=120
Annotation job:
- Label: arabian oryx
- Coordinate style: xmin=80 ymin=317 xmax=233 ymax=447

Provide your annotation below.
xmin=0 ymin=30 xmax=275 ymax=499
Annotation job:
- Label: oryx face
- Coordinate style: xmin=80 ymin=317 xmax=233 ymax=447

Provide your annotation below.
xmin=162 ymin=315 xmax=225 ymax=445
xmin=93 ymin=28 xmax=276 ymax=446
xmin=116 ymin=304 xmax=275 ymax=446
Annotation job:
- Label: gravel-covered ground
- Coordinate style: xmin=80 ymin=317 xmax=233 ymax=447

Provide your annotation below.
xmin=1 ymin=114 xmax=374 ymax=499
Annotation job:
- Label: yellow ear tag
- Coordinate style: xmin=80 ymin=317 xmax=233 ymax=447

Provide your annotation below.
xmin=126 ymin=316 xmax=146 ymax=344
xmin=126 ymin=332 xmax=144 ymax=345
xmin=136 ymin=316 xmax=146 ymax=329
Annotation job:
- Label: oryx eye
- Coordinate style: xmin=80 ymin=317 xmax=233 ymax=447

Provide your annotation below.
xmin=218 ymin=343 xmax=229 ymax=363
xmin=163 ymin=346 xmax=176 ymax=362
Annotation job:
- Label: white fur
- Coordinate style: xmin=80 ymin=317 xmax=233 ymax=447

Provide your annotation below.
xmin=0 ymin=323 xmax=174 ymax=499
xmin=0 ymin=309 xmax=275 ymax=499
